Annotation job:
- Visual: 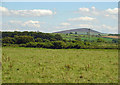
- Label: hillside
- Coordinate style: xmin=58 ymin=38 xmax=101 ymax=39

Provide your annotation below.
xmin=54 ymin=28 xmax=103 ymax=35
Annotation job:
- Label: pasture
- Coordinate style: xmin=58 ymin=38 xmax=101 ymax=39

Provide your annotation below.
xmin=59 ymin=33 xmax=113 ymax=42
xmin=2 ymin=47 xmax=118 ymax=83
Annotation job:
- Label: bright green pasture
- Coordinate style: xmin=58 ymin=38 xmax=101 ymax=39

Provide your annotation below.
xmin=60 ymin=33 xmax=113 ymax=42
xmin=2 ymin=47 xmax=118 ymax=83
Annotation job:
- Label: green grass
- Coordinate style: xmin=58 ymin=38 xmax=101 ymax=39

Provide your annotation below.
xmin=2 ymin=47 xmax=118 ymax=83
xmin=59 ymin=33 xmax=113 ymax=42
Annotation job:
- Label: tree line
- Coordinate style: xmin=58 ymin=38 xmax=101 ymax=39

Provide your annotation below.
xmin=2 ymin=31 xmax=119 ymax=49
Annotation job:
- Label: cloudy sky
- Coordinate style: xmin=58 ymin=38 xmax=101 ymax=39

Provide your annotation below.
xmin=0 ymin=2 xmax=118 ymax=33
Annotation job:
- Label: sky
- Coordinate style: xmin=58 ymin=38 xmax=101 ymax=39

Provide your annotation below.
xmin=0 ymin=2 xmax=118 ymax=34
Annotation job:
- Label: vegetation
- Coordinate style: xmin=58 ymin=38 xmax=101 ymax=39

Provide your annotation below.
xmin=2 ymin=47 xmax=118 ymax=83
xmin=2 ymin=31 xmax=119 ymax=83
xmin=2 ymin=31 xmax=119 ymax=49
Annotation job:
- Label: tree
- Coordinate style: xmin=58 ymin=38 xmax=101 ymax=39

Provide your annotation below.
xmin=66 ymin=33 xmax=69 ymax=35
xmin=75 ymin=32 xmax=77 ymax=34
xmin=54 ymin=34 xmax=63 ymax=40
xmin=98 ymin=34 xmax=101 ymax=37
xmin=70 ymin=32 xmax=73 ymax=34
xmin=75 ymin=37 xmax=81 ymax=41
xmin=14 ymin=35 xmax=35 ymax=44
xmin=52 ymin=41 xmax=66 ymax=49
xmin=112 ymin=39 xmax=118 ymax=43
xmin=97 ymin=38 xmax=105 ymax=42
xmin=35 ymin=38 xmax=43 ymax=42
xmin=26 ymin=42 xmax=37 ymax=47
xmin=2 ymin=37 xmax=15 ymax=44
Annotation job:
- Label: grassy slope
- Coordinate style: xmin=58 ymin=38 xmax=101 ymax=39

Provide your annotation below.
xmin=2 ymin=47 xmax=118 ymax=83
xmin=59 ymin=33 xmax=113 ymax=42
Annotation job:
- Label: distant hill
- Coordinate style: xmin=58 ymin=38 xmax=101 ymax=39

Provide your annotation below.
xmin=54 ymin=28 xmax=103 ymax=35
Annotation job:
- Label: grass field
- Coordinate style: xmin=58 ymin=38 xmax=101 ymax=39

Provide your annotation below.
xmin=59 ymin=33 xmax=113 ymax=42
xmin=2 ymin=47 xmax=118 ymax=83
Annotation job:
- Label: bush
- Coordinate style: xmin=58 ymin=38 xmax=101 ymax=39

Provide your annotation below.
xmin=19 ymin=44 xmax=26 ymax=47
xmin=52 ymin=41 xmax=66 ymax=49
xmin=2 ymin=37 xmax=15 ymax=44
xmin=44 ymin=42 xmax=54 ymax=48
xmin=26 ymin=42 xmax=37 ymax=47
xmin=43 ymin=39 xmax=50 ymax=42
xmin=54 ymin=34 xmax=63 ymax=40
xmin=97 ymin=38 xmax=105 ymax=42
xmin=75 ymin=38 xmax=81 ymax=41
xmin=65 ymin=42 xmax=75 ymax=49
xmin=35 ymin=38 xmax=43 ymax=42
xmin=74 ymin=42 xmax=85 ymax=49
xmin=36 ymin=43 xmax=46 ymax=48
xmin=14 ymin=35 xmax=35 ymax=44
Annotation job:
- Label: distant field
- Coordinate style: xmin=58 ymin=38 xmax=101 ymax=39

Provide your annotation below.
xmin=2 ymin=47 xmax=118 ymax=83
xmin=59 ymin=33 xmax=113 ymax=42
xmin=102 ymin=36 xmax=119 ymax=39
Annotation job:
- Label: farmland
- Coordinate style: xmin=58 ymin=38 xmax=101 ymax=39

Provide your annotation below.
xmin=2 ymin=47 xmax=118 ymax=83
xmin=59 ymin=33 xmax=113 ymax=42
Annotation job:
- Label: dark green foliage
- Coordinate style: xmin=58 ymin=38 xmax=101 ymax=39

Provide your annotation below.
xmin=2 ymin=31 xmax=118 ymax=49
xmin=112 ymin=39 xmax=118 ymax=43
xmin=43 ymin=39 xmax=50 ymax=42
xmin=108 ymin=34 xmax=120 ymax=36
xmin=50 ymin=38 xmax=56 ymax=41
xmin=97 ymin=38 xmax=105 ymax=42
xmin=2 ymin=37 xmax=15 ymax=44
xmin=52 ymin=41 xmax=66 ymax=49
xmin=65 ymin=42 xmax=75 ymax=48
xmin=70 ymin=32 xmax=73 ymax=34
xmin=2 ymin=31 xmax=63 ymax=41
xmin=75 ymin=37 xmax=81 ymax=41
xmin=14 ymin=35 xmax=35 ymax=44
xmin=74 ymin=41 xmax=85 ymax=49
xmin=54 ymin=34 xmax=63 ymax=40
xmin=26 ymin=42 xmax=37 ymax=47
xmin=75 ymin=32 xmax=77 ymax=34
xmin=35 ymin=38 xmax=43 ymax=42
xmin=66 ymin=33 xmax=69 ymax=35
xmin=36 ymin=43 xmax=46 ymax=48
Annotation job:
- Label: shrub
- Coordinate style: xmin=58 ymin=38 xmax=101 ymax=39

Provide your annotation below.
xmin=65 ymin=42 xmax=75 ymax=49
xmin=14 ymin=35 xmax=35 ymax=44
xmin=75 ymin=38 xmax=81 ymax=41
xmin=35 ymin=38 xmax=43 ymax=42
xmin=43 ymin=39 xmax=50 ymax=42
xmin=26 ymin=42 xmax=37 ymax=47
xmin=54 ymin=34 xmax=63 ymax=40
xmin=52 ymin=41 xmax=66 ymax=49
xmin=74 ymin=42 xmax=85 ymax=49
xmin=97 ymin=38 xmax=105 ymax=42
xmin=2 ymin=37 xmax=15 ymax=44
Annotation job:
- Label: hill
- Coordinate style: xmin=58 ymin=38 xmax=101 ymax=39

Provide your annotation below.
xmin=54 ymin=28 xmax=103 ymax=35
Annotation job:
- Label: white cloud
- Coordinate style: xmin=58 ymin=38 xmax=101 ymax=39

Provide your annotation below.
xmin=106 ymin=8 xmax=118 ymax=14
xmin=23 ymin=20 xmax=41 ymax=28
xmin=79 ymin=8 xmax=89 ymax=12
xmin=60 ymin=22 xmax=71 ymax=26
xmin=75 ymin=24 xmax=93 ymax=28
xmin=91 ymin=6 xmax=96 ymax=10
xmin=0 ymin=6 xmax=55 ymax=17
xmin=0 ymin=7 xmax=10 ymax=16
xmin=9 ymin=20 xmax=22 ymax=24
xmin=76 ymin=7 xmax=117 ymax=20
xmin=9 ymin=20 xmax=41 ymax=28
xmin=68 ymin=16 xmax=96 ymax=21
xmin=0 ymin=7 xmax=8 ymax=12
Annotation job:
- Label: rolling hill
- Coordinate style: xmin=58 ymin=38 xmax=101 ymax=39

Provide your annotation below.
xmin=54 ymin=28 xmax=103 ymax=35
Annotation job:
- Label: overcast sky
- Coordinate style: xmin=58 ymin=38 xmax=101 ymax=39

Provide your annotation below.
xmin=0 ymin=2 xmax=118 ymax=33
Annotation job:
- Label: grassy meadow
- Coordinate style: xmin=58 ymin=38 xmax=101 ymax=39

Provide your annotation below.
xmin=59 ymin=33 xmax=113 ymax=42
xmin=2 ymin=47 xmax=118 ymax=83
